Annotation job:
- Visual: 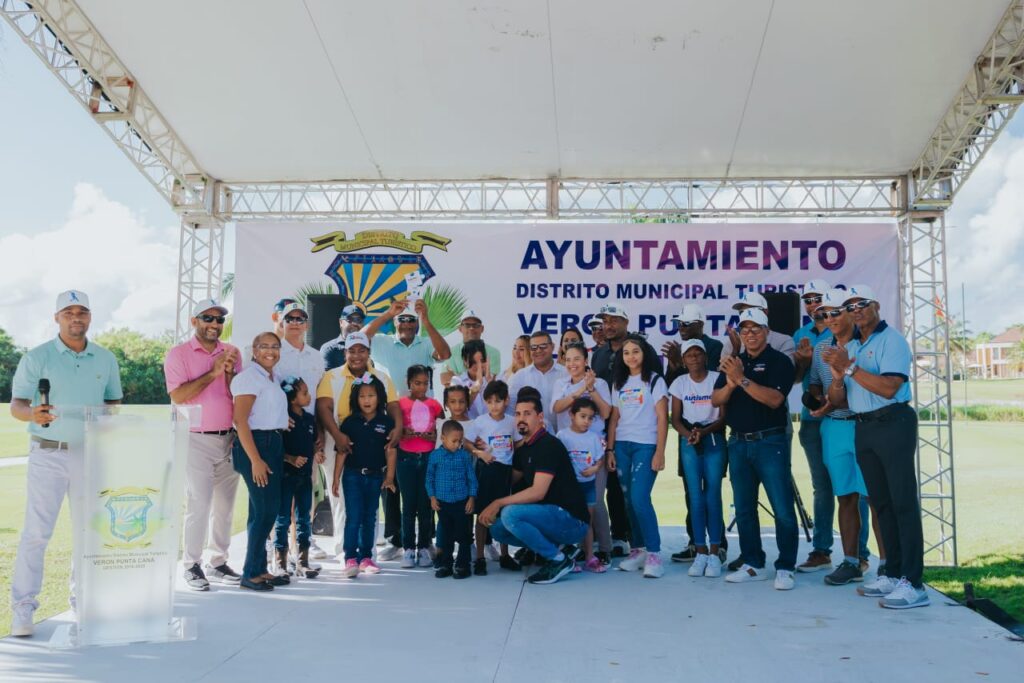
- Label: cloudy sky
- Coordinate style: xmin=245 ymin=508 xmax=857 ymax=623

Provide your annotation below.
xmin=1 ymin=23 xmax=1022 ymax=349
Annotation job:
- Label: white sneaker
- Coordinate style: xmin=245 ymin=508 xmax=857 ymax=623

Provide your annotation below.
xmin=378 ymin=544 xmax=403 ymax=562
xmin=858 ymin=574 xmax=898 ymax=597
xmin=309 ymin=539 xmax=328 ymax=560
xmin=774 ymin=569 xmax=795 ymax=591
xmin=688 ymin=553 xmax=710 ymax=577
xmin=704 ymin=554 xmax=723 ymax=578
xmin=880 ymin=578 xmax=930 ymax=609
xmin=417 ymin=548 xmax=432 ymax=567
xmin=400 ymin=549 xmax=416 ymax=568
xmin=725 ymin=564 xmax=768 ymax=583
xmin=642 ymin=552 xmax=665 ymax=578
xmin=11 ymin=604 xmax=34 ymax=637
xmin=484 ymin=543 xmax=501 ymax=561
xmin=617 ymin=548 xmax=648 ymax=572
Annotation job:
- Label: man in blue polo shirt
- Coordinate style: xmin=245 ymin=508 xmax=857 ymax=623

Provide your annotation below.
xmin=825 ymin=284 xmax=927 ymax=609
xmin=712 ymin=308 xmax=798 ymax=591
xmin=363 ymin=297 xmax=452 ymax=392
xmin=9 ymin=290 xmax=123 ymax=637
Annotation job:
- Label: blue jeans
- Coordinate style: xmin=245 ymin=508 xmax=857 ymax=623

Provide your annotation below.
xmin=614 ymin=441 xmax=661 ymax=553
xmin=680 ymin=437 xmax=727 ymax=547
xmin=232 ymin=430 xmax=284 ymax=580
xmin=798 ymin=419 xmax=834 ymax=555
xmin=273 ymin=470 xmax=312 ymax=550
xmin=490 ymin=504 xmax=588 ymax=560
xmin=397 ymin=450 xmax=433 ymax=549
xmin=342 ymin=470 xmax=383 ymax=561
xmin=728 ymin=433 xmax=798 ymax=571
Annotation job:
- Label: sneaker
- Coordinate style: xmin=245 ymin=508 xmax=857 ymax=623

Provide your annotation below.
xmin=527 ymin=555 xmax=575 ymax=585
xmin=400 ymin=549 xmax=416 ymax=568
xmin=688 ymin=553 xmax=710 ymax=577
xmin=485 ymin=544 xmax=501 ymax=561
xmin=378 ymin=544 xmax=403 ymax=562
xmin=824 ymin=560 xmax=864 ymax=586
xmin=774 ymin=569 xmax=795 ymax=591
xmin=474 ymin=558 xmax=488 ymax=576
xmin=617 ymin=548 xmax=648 ymax=572
xmin=725 ymin=564 xmax=768 ymax=583
xmin=727 ymin=556 xmax=745 ymax=572
xmin=562 ymin=544 xmax=584 ymax=562
xmin=858 ymin=575 xmax=898 ymax=597
xmin=453 ymin=567 xmax=471 ymax=579
xmin=435 ymin=566 xmax=454 ymax=578
xmin=879 ymin=578 xmax=930 ymax=609
xmin=10 ymin=604 xmax=34 ymax=637
xmin=417 ymin=548 xmax=432 ymax=567
xmin=672 ymin=545 xmax=698 ymax=563
xmin=499 ymin=555 xmax=522 ymax=571
xmin=309 ymin=539 xmax=328 ymax=560
xmin=344 ymin=559 xmax=360 ymax=578
xmin=611 ymin=539 xmax=630 ymax=558
xmin=594 ymin=551 xmax=611 ymax=567
xmin=184 ymin=563 xmax=210 ymax=591
xmin=797 ymin=550 xmax=832 ymax=573
xmin=704 ymin=554 xmax=723 ymax=578
xmin=359 ymin=558 xmax=381 ymax=574
xmin=642 ymin=552 xmax=665 ymax=578
xmin=584 ymin=557 xmax=607 ymax=573
xmin=206 ymin=563 xmax=242 ymax=585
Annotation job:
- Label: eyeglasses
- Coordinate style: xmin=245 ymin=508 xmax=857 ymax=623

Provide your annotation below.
xmin=396 ymin=316 xmax=417 ymax=323
xmin=844 ymin=300 xmax=874 ymax=313
xmin=284 ymin=316 xmax=308 ymax=324
xmin=802 ymin=296 xmax=822 ymax=305
xmin=255 ymin=343 xmax=281 ymax=351
xmin=461 ymin=322 xmax=482 ymax=329
xmin=198 ymin=315 xmax=226 ymax=324
xmin=529 ymin=343 xmax=551 ymax=351
xmin=737 ymin=325 xmax=764 ymax=336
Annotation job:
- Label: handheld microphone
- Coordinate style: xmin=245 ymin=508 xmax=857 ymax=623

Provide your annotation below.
xmin=38 ymin=378 xmax=51 ymax=428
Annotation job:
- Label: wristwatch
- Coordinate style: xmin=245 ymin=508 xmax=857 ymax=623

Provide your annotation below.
xmin=844 ymin=364 xmax=858 ymax=377
xmin=740 ymin=378 xmax=751 ymax=389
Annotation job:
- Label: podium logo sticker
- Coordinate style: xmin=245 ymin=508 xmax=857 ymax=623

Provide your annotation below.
xmin=99 ymin=487 xmax=157 ymax=548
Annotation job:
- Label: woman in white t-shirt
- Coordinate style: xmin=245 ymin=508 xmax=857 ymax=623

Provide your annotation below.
xmin=605 ymin=334 xmax=668 ymax=578
xmin=668 ymin=339 xmax=728 ymax=578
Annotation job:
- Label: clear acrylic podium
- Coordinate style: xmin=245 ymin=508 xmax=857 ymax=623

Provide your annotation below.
xmin=50 ymin=405 xmax=198 ymax=649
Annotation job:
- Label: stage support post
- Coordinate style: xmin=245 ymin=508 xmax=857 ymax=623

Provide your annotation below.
xmin=175 ymin=218 xmax=225 ymax=342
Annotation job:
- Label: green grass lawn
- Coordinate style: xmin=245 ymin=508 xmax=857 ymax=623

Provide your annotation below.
xmin=957 ymin=378 xmax=1024 ymax=404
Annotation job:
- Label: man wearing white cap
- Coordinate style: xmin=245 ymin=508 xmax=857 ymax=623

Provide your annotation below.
xmin=824 ymin=285 xmax=927 ymax=609
xmin=712 ymin=308 xmax=799 ymax=591
xmin=585 ymin=316 xmax=605 ymax=351
xmin=446 ymin=311 xmax=501 ymax=377
xmin=721 ymin=291 xmax=797 ymax=361
xmin=364 ymin=298 xmax=452 ymax=394
xmin=790 ymin=280 xmax=837 ymax=573
xmin=164 ymin=298 xmax=244 ymax=590
xmin=9 ymin=291 xmax=123 ymax=636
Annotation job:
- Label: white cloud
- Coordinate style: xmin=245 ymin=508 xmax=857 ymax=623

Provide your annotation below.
xmin=0 ymin=183 xmax=178 ymax=348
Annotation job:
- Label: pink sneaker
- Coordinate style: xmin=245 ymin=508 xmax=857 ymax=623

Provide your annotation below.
xmin=585 ymin=556 xmax=608 ymax=573
xmin=343 ymin=558 xmax=360 ymax=578
xmin=360 ymin=558 xmax=381 ymax=574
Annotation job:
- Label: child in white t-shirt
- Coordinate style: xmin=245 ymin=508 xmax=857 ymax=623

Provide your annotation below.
xmin=557 ymin=396 xmax=609 ymax=573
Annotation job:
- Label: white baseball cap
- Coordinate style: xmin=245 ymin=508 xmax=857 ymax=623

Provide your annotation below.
xmin=460 ymin=310 xmax=483 ymax=324
xmin=679 ymin=339 xmax=707 ymax=356
xmin=598 ymin=302 xmax=628 ymax=320
xmin=816 ymin=288 xmax=849 ymax=311
xmin=732 ymin=291 xmax=768 ymax=311
xmin=55 ymin=290 xmax=90 ymax=313
xmin=672 ymin=303 xmax=705 ymax=323
xmin=585 ymin=317 xmax=604 ymax=330
xmin=344 ymin=331 xmax=371 ymax=349
xmin=280 ymin=302 xmax=308 ymax=318
xmin=802 ymin=279 xmax=831 ymax=297
xmin=842 ymin=284 xmax=877 ymax=305
xmin=737 ymin=308 xmax=769 ymax=327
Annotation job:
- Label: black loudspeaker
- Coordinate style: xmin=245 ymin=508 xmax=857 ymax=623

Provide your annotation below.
xmin=306 ymin=294 xmax=349 ymax=349
xmin=763 ymin=291 xmax=801 ymax=336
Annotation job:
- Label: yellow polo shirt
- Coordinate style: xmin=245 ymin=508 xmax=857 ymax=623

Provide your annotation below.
xmin=316 ymin=363 xmax=399 ymax=424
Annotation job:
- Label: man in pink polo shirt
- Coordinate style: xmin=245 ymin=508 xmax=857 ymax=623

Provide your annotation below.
xmin=164 ymin=298 xmax=243 ymax=591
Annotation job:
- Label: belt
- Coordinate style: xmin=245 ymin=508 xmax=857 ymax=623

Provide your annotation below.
xmin=732 ymin=426 xmax=787 ymax=442
xmin=855 ymin=402 xmax=910 ymax=423
xmin=349 ymin=466 xmax=385 ymax=476
xmin=252 ymin=428 xmax=283 ymax=434
xmin=31 ymin=436 xmax=69 ymax=450
xmin=197 ymin=429 xmax=234 ymax=436
xmin=826 ymin=414 xmax=856 ymax=422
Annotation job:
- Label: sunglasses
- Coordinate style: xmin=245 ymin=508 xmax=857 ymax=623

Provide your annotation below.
xmin=802 ymin=296 xmax=823 ymax=305
xmin=284 ymin=316 xmax=308 ymax=324
xmin=345 ymin=316 xmax=365 ymax=324
xmin=817 ymin=309 xmax=845 ymax=320
xmin=677 ymin=320 xmax=701 ymax=326
xmin=530 ymin=343 xmax=551 ymax=351
xmin=396 ymin=316 xmax=417 ymax=323
xmin=198 ymin=315 xmax=226 ymax=324
xmin=844 ymin=300 xmax=874 ymax=313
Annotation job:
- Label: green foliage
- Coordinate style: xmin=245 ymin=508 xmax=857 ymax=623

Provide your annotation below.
xmin=925 ymin=553 xmax=1024 ymax=623
xmin=292 ymin=280 xmax=337 ymax=308
xmin=93 ymin=328 xmax=171 ymax=405
xmin=420 ymin=283 xmax=467 ymax=336
xmin=0 ymin=328 xmax=24 ymax=402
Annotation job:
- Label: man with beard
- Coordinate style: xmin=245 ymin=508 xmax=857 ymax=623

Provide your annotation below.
xmin=321 ymin=304 xmax=367 ymax=372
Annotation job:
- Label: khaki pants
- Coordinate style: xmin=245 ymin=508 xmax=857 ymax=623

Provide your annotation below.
xmin=181 ymin=432 xmax=239 ymax=568
xmin=319 ymin=434 xmax=346 ymax=555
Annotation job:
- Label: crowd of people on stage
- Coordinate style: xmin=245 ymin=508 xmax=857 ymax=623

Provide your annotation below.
xmin=8 ymin=280 xmax=929 ymax=636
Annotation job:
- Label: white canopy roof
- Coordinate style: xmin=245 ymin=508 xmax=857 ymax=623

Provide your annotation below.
xmin=76 ymin=0 xmax=1010 ymax=182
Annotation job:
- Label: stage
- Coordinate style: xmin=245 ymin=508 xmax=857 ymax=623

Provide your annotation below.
xmin=0 ymin=527 xmax=1020 ymax=682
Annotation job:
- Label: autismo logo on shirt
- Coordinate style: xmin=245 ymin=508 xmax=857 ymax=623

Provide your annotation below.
xmin=683 ymin=393 xmax=713 ymax=404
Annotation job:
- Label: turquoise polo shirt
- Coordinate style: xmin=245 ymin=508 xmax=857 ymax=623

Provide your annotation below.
xmin=11 ymin=336 xmax=123 ymax=444
xmin=793 ymin=322 xmax=833 ymax=420
xmin=448 ymin=341 xmax=502 ymax=376
xmin=843 ymin=321 xmax=912 ymax=414
xmin=370 ymin=334 xmax=438 ymax=394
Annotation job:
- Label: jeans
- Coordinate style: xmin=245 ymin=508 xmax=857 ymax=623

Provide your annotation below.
xmin=680 ymin=436 xmax=727 ymax=547
xmin=798 ymin=419 xmax=834 ymax=555
xmin=342 ymin=470 xmax=383 ymax=561
xmin=614 ymin=441 xmax=661 ymax=553
xmin=274 ymin=470 xmax=313 ymax=550
xmin=490 ymin=504 xmax=588 ymax=560
xmin=397 ymin=450 xmax=433 ymax=549
xmin=728 ymin=433 xmax=798 ymax=571
xmin=679 ymin=434 xmax=729 ymax=550
xmin=233 ymin=431 xmax=284 ymax=580
xmin=436 ymin=500 xmax=472 ymax=570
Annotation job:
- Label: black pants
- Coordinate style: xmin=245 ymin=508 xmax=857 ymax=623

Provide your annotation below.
xmin=383 ymin=483 xmax=401 ymax=546
xmin=855 ymin=403 xmax=923 ymax=586
xmin=679 ymin=435 xmax=729 ymax=550
xmin=605 ymin=470 xmax=631 ymax=542
xmin=436 ymin=499 xmax=472 ymax=570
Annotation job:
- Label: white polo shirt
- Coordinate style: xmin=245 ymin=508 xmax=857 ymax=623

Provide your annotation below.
xmin=231 ymin=364 xmax=288 ymax=430
xmin=507 ymin=362 xmax=570 ymax=433
xmin=277 ymin=338 xmax=324 ymax=415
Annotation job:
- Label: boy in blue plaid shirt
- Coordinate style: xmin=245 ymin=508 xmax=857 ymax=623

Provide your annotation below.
xmin=427 ymin=421 xmax=478 ymax=578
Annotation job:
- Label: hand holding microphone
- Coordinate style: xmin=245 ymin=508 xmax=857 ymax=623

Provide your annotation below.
xmin=35 ymin=378 xmax=56 ymax=428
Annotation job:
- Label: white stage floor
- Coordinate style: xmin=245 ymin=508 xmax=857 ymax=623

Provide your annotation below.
xmin=1 ymin=527 xmax=1021 ymax=682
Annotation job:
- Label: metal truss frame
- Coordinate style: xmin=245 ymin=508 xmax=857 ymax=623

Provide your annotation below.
xmin=175 ymin=219 xmax=226 ymax=343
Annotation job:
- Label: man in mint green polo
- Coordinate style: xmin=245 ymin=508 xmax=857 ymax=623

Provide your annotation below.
xmin=446 ymin=310 xmax=502 ymax=377
xmin=9 ymin=290 xmax=122 ymax=638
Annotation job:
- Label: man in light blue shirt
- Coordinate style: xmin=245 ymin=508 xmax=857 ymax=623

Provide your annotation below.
xmin=363 ymin=298 xmax=452 ymax=395
xmin=9 ymin=290 xmax=122 ymax=637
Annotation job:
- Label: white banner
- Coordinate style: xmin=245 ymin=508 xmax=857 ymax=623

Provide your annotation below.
xmin=234 ymin=222 xmax=900 ymax=366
